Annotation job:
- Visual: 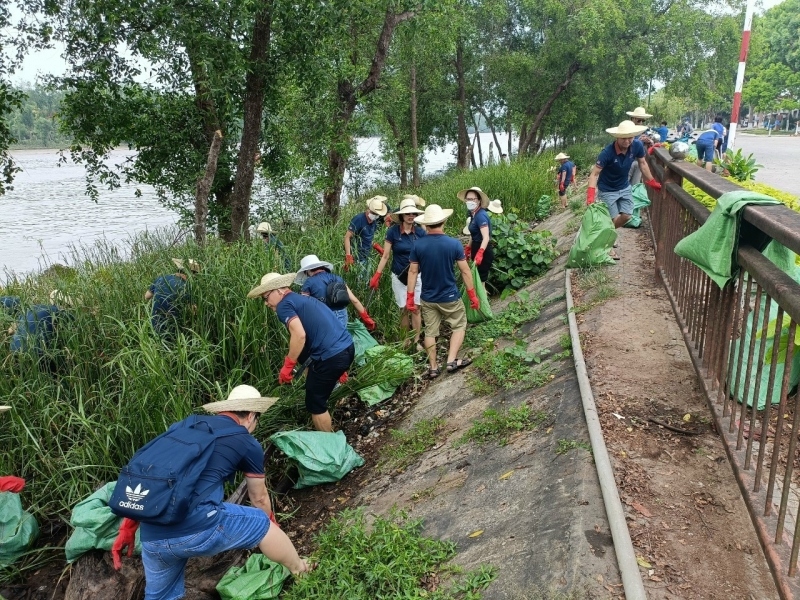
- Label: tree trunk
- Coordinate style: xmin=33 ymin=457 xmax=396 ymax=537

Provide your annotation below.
xmin=477 ymin=106 xmax=502 ymax=157
xmin=506 ymin=117 xmax=512 ymax=159
xmin=519 ymin=62 xmax=581 ymax=155
xmin=455 ymin=38 xmax=470 ymax=169
xmin=410 ymin=62 xmax=420 ymax=187
xmin=229 ymin=2 xmax=273 ymax=241
xmin=387 ymin=114 xmax=408 ymax=189
xmin=469 ymin=130 xmax=478 ymax=168
xmin=215 ymin=182 xmax=235 ymax=242
xmin=470 ymin=112 xmax=483 ymax=166
xmin=195 ymin=130 xmax=223 ymax=245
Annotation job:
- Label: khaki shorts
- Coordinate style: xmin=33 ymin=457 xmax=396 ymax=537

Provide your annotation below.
xmin=421 ymin=300 xmax=467 ymax=338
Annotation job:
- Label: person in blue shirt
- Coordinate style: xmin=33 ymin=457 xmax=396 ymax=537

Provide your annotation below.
xmin=9 ymin=303 xmax=62 ymax=355
xmin=695 ymin=126 xmax=723 ymax=172
xmin=344 ymin=195 xmax=388 ymax=272
xmin=145 ymin=258 xmax=199 ymax=336
xmin=587 ymin=121 xmax=663 ymax=257
xmin=256 ymin=221 xmax=291 ymax=271
xmin=370 ymin=198 xmax=426 ymax=350
xmin=710 ymin=116 xmax=726 ymax=158
xmin=554 ymin=153 xmax=576 ymax=208
xmin=110 ymin=385 xmax=311 ymax=598
xmin=656 ymin=121 xmax=669 ymax=144
xmin=295 ymin=254 xmax=375 ymax=330
xmin=249 ymin=272 xmax=355 ymax=432
xmin=458 ymin=186 xmax=497 ymax=286
xmin=407 ymin=204 xmax=480 ymax=379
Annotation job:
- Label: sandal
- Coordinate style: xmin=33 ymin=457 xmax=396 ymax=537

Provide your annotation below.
xmin=425 ymin=367 xmax=441 ymax=380
xmin=446 ymin=358 xmax=473 ymax=373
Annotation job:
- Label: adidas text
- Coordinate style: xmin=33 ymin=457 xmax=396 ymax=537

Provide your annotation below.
xmin=118 ymin=500 xmax=146 ymax=511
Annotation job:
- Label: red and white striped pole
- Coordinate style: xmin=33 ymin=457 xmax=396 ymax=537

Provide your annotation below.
xmin=729 ymin=0 xmax=757 ymax=148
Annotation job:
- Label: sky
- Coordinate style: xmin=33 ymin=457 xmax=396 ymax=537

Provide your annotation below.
xmin=10 ymin=0 xmax=790 ymax=84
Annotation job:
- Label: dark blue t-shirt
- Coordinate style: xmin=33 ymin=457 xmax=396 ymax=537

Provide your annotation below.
xmin=275 ymin=292 xmax=352 ymax=360
xmin=697 ymin=129 xmax=721 ymax=143
xmin=301 ymin=272 xmax=344 ymax=303
xmin=656 ymin=126 xmax=669 ymax=142
xmin=385 ymin=224 xmax=426 ymax=277
xmin=348 ymin=212 xmax=380 ymax=261
xmin=596 ymin=139 xmax=645 ymax=192
xmin=557 ymin=161 xmax=575 ymax=186
xmin=711 ymin=123 xmax=725 ymax=137
xmin=10 ymin=304 xmax=62 ymax=353
xmin=139 ymin=415 xmax=264 ymax=542
xmin=1 ymin=296 xmax=20 ymax=314
xmin=468 ymin=208 xmax=492 ymax=244
xmin=149 ymin=274 xmax=189 ymax=328
xmin=409 ymin=233 xmax=465 ymax=303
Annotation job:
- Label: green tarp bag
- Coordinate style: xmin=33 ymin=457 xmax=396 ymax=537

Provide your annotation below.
xmin=347 ymin=321 xmax=379 ymax=367
xmin=623 ymin=183 xmax=652 ymax=228
xmin=216 ymin=554 xmax=290 ymax=600
xmin=461 ymin=262 xmax=493 ymax=324
xmin=0 ymin=492 xmax=39 ymax=568
xmin=535 ymin=194 xmax=552 ymax=220
xmin=270 ymin=430 xmax=364 ymax=489
xmin=565 ymin=202 xmax=617 ymax=268
xmin=65 ymin=482 xmax=141 ymax=563
xmin=357 ymin=346 xmax=414 ymax=405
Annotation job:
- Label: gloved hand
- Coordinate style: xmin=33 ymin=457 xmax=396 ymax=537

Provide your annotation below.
xmin=278 ymin=357 xmax=297 ymax=385
xmin=344 ymin=254 xmax=355 ymax=272
xmin=647 ymin=143 xmax=663 ymax=156
xmin=645 ymin=179 xmax=662 ymax=191
xmin=338 ymin=371 xmax=349 ymax=385
xmin=463 ymin=245 xmax=471 ymax=260
xmin=406 ymin=292 xmax=417 ymax=312
xmin=372 ymin=242 xmax=385 ymax=256
xmin=0 ymin=476 xmax=25 ymax=493
xmin=467 ymin=288 xmax=480 ymax=310
xmin=559 ymin=182 xmax=565 ymax=193
xmin=474 ymin=248 xmax=485 ymax=266
xmin=111 ymin=518 xmax=139 ymax=570
xmin=369 ymin=271 xmax=382 ymax=290
xmin=586 ymin=187 xmax=596 ymax=205
xmin=359 ymin=310 xmax=376 ymax=331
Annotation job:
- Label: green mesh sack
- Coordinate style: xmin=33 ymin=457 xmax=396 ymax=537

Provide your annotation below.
xmin=623 ymin=183 xmax=652 ymax=228
xmin=216 ymin=554 xmax=290 ymax=600
xmin=347 ymin=321 xmax=379 ymax=367
xmin=461 ymin=262 xmax=493 ymax=324
xmin=357 ymin=346 xmax=414 ymax=405
xmin=0 ymin=492 xmax=39 ymax=568
xmin=270 ymin=430 xmax=364 ymax=489
xmin=566 ymin=202 xmax=617 ymax=268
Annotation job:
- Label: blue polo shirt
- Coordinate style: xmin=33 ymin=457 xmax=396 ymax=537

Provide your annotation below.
xmin=10 ymin=304 xmax=62 ymax=353
xmin=656 ymin=126 xmax=669 ymax=142
xmin=697 ymin=129 xmax=721 ymax=143
xmin=711 ymin=123 xmax=725 ymax=138
xmin=557 ymin=161 xmax=574 ymax=186
xmin=139 ymin=415 xmax=264 ymax=542
xmin=1 ymin=296 xmax=20 ymax=314
xmin=300 ymin=271 xmax=344 ymax=303
xmin=348 ymin=212 xmax=380 ymax=262
xmin=409 ymin=233 xmax=465 ymax=303
xmin=596 ymin=139 xmax=646 ymax=192
xmin=467 ymin=208 xmax=492 ymax=244
xmin=149 ymin=274 xmax=189 ymax=329
xmin=275 ymin=292 xmax=352 ymax=361
xmin=385 ymin=224 xmax=426 ymax=277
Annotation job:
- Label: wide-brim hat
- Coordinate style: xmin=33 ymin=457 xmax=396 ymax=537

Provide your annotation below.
xmin=463 ymin=217 xmax=472 ymax=236
xmin=172 ymin=258 xmax=201 ymax=273
xmin=402 ymin=194 xmax=426 ymax=207
xmin=202 ymin=384 xmax=278 ymax=414
xmin=366 ymin=195 xmax=388 ymax=216
xmin=256 ymin=222 xmax=273 ymax=234
xmin=555 ymin=152 xmax=570 ymax=160
xmin=247 ymin=272 xmax=297 ymax=298
xmin=294 ymin=255 xmax=334 ymax=285
xmin=394 ymin=198 xmax=424 ymax=215
xmin=626 ymin=106 xmax=653 ymax=120
xmin=606 ymin=120 xmax=647 ymax=138
xmin=414 ymin=204 xmax=453 ymax=226
xmin=457 ymin=187 xmax=490 ymax=207
xmin=487 ymin=199 xmax=504 ymax=214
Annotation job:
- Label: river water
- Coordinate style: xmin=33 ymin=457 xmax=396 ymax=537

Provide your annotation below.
xmin=0 ymin=133 xmax=516 ymax=279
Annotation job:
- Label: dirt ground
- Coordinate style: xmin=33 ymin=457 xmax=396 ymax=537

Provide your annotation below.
xmin=572 ymin=218 xmax=779 ymax=599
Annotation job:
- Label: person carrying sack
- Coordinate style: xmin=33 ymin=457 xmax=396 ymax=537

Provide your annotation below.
xmin=110 ymin=385 xmax=311 ymax=599
xmin=370 ymin=198 xmax=427 ymax=351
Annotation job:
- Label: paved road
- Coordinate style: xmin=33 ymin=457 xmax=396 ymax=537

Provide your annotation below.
xmin=734 ymin=134 xmax=800 ymax=197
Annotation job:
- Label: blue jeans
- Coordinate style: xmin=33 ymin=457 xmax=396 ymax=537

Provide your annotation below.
xmin=696 ymin=139 xmax=715 ymax=162
xmin=141 ymin=503 xmax=269 ymax=600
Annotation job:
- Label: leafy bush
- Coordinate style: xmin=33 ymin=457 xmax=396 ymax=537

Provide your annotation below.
xmin=491 ymin=213 xmax=557 ymax=292
xmin=713 ymin=148 xmax=762 ymax=182
xmin=683 ymin=179 xmax=799 ymax=212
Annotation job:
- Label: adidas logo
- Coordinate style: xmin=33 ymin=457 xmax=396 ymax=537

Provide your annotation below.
xmin=125 ymin=483 xmax=150 ymax=502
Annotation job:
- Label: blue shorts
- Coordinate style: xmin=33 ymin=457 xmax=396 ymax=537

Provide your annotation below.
xmin=141 ymin=503 xmax=269 ymax=600
xmin=598 ymin=187 xmax=634 ymax=219
xmin=695 ymin=139 xmax=715 ymax=162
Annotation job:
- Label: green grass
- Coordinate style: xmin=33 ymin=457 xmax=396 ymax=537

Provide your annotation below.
xmin=465 ymin=290 xmax=542 ymax=348
xmin=555 ymin=439 xmax=592 ymax=455
xmin=283 ymin=509 xmax=497 ymax=599
xmin=379 ymin=417 xmax=446 ymax=473
xmin=469 ymin=345 xmax=554 ymax=395
xmin=455 ymin=404 xmax=549 ymax=447
xmin=572 ymin=268 xmax=619 ymax=313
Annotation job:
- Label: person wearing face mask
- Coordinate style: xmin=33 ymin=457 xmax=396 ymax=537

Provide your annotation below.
xmin=458 ymin=187 xmax=494 ymax=286
xmin=344 ymin=196 xmax=389 ymax=273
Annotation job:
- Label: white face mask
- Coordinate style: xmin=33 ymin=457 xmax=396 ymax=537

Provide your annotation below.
xmin=466 ymin=200 xmax=478 ymax=211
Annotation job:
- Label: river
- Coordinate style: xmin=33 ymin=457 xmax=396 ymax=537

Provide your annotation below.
xmin=0 ymin=133 xmax=517 ymax=279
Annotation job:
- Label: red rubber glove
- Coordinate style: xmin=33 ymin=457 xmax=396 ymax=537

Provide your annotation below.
xmin=344 ymin=254 xmax=354 ymax=272
xmin=359 ymin=310 xmax=376 ymax=331
xmin=586 ymin=187 xmax=596 ymax=205
xmin=278 ymin=357 xmax=297 ymax=385
xmin=474 ymin=248 xmax=485 ymax=266
xmin=467 ymin=288 xmax=480 ymax=310
xmin=559 ymin=182 xmax=565 ymax=193
xmin=406 ymin=292 xmax=417 ymax=312
xmin=645 ymin=179 xmax=662 ymax=191
xmin=647 ymin=143 xmax=663 ymax=156
xmin=463 ymin=245 xmax=471 ymax=259
xmin=338 ymin=371 xmax=349 ymax=385
xmin=372 ymin=242 xmax=385 ymax=256
xmin=111 ymin=518 xmax=139 ymax=570
xmin=0 ymin=476 xmax=25 ymax=493
xmin=369 ymin=271 xmax=382 ymax=290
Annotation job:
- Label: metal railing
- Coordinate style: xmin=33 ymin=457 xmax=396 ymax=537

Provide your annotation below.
xmin=648 ymin=147 xmax=800 ymax=599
